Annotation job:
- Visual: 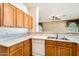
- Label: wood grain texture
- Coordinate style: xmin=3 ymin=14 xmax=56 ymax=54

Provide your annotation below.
xmin=45 ymin=44 xmax=56 ymax=56
xmin=77 ymin=44 xmax=79 ymax=56
xmin=24 ymin=13 xmax=29 ymax=28
xmin=16 ymin=8 xmax=24 ymax=27
xmin=0 ymin=3 xmax=3 ymax=26
xmin=10 ymin=48 xmax=23 ymax=56
xmin=45 ymin=40 xmax=76 ymax=56
xmin=23 ymin=39 xmax=32 ymax=56
xmin=0 ymin=39 xmax=32 ymax=56
xmin=45 ymin=40 xmax=56 ymax=45
xmin=3 ymin=4 xmax=15 ymax=27
xmin=57 ymin=46 xmax=72 ymax=56
xmin=9 ymin=42 xmax=23 ymax=53
xmin=0 ymin=45 xmax=9 ymax=56
xmin=57 ymin=41 xmax=73 ymax=48
xmin=28 ymin=15 xmax=33 ymax=29
xmin=23 ymin=43 xmax=31 ymax=56
xmin=0 ymin=3 xmax=33 ymax=28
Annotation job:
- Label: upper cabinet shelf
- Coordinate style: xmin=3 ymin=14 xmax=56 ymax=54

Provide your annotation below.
xmin=0 ymin=3 xmax=33 ymax=29
xmin=39 ymin=20 xmax=65 ymax=23
xmin=39 ymin=18 xmax=79 ymax=23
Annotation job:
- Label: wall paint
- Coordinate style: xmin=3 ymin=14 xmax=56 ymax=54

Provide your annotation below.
xmin=37 ymin=3 xmax=79 ymax=20
xmin=29 ymin=7 xmax=39 ymax=32
xmin=11 ymin=3 xmax=29 ymax=14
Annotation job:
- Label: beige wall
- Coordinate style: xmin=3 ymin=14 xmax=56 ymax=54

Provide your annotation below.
xmin=29 ymin=7 xmax=39 ymax=32
xmin=42 ymin=21 xmax=68 ymax=33
xmin=11 ymin=3 xmax=29 ymax=14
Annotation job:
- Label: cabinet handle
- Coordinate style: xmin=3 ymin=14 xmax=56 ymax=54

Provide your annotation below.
xmin=46 ymin=45 xmax=52 ymax=46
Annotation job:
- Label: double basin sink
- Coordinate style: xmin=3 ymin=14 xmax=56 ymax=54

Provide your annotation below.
xmin=47 ymin=34 xmax=68 ymax=40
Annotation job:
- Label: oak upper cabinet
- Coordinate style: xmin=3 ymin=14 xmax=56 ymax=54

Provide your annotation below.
xmin=16 ymin=8 xmax=24 ymax=27
xmin=0 ymin=3 xmax=33 ymax=28
xmin=3 ymin=3 xmax=16 ymax=27
xmin=24 ymin=13 xmax=29 ymax=28
xmin=28 ymin=15 xmax=33 ymax=29
xmin=0 ymin=3 xmax=2 ymax=26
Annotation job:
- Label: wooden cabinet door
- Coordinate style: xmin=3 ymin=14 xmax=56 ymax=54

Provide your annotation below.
xmin=3 ymin=4 xmax=15 ymax=27
xmin=23 ymin=43 xmax=31 ymax=56
xmin=28 ymin=15 xmax=33 ymax=29
xmin=16 ymin=9 xmax=24 ymax=27
xmin=24 ymin=13 xmax=29 ymax=28
xmin=0 ymin=4 xmax=2 ymax=26
xmin=10 ymin=48 xmax=23 ymax=56
xmin=57 ymin=46 xmax=72 ymax=56
xmin=77 ymin=44 xmax=79 ymax=56
xmin=45 ymin=45 xmax=56 ymax=56
xmin=77 ymin=49 xmax=79 ymax=56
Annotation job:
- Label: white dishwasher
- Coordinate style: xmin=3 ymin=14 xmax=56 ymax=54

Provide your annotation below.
xmin=32 ymin=39 xmax=45 ymax=56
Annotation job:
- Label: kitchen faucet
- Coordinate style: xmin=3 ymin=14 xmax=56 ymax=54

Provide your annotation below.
xmin=56 ymin=33 xmax=58 ymax=39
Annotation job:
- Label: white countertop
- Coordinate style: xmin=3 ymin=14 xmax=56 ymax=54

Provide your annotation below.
xmin=0 ymin=33 xmax=79 ymax=47
xmin=0 ymin=36 xmax=30 ymax=47
xmin=0 ymin=34 xmax=48 ymax=47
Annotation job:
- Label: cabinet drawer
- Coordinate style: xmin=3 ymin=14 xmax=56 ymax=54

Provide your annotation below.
xmin=23 ymin=43 xmax=31 ymax=56
xmin=77 ymin=44 xmax=79 ymax=49
xmin=10 ymin=48 xmax=23 ymax=56
xmin=57 ymin=41 xmax=72 ymax=47
xmin=24 ymin=39 xmax=31 ymax=45
xmin=77 ymin=44 xmax=79 ymax=56
xmin=9 ymin=42 xmax=23 ymax=53
xmin=45 ymin=40 xmax=56 ymax=45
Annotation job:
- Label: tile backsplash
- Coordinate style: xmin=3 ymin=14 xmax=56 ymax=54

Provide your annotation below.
xmin=0 ymin=27 xmax=29 ymax=35
xmin=42 ymin=21 xmax=68 ymax=33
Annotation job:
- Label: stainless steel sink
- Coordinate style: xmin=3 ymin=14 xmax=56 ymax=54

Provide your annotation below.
xmin=48 ymin=37 xmax=56 ymax=39
xmin=47 ymin=34 xmax=69 ymax=40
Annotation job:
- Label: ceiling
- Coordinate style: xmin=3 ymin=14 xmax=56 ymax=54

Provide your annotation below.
xmin=25 ymin=3 xmax=79 ymax=20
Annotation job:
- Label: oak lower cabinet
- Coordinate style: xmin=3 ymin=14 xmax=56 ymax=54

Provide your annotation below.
xmin=9 ymin=42 xmax=23 ymax=56
xmin=45 ymin=45 xmax=56 ymax=56
xmin=0 ymin=39 xmax=31 ymax=56
xmin=23 ymin=43 xmax=31 ymax=56
xmin=0 ymin=45 xmax=9 ymax=56
xmin=56 ymin=41 xmax=73 ymax=56
xmin=57 ymin=46 xmax=72 ymax=56
xmin=23 ymin=39 xmax=32 ymax=56
xmin=45 ymin=40 xmax=76 ymax=56
xmin=10 ymin=48 xmax=23 ymax=56
xmin=77 ymin=44 xmax=79 ymax=56
xmin=45 ymin=40 xmax=57 ymax=56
